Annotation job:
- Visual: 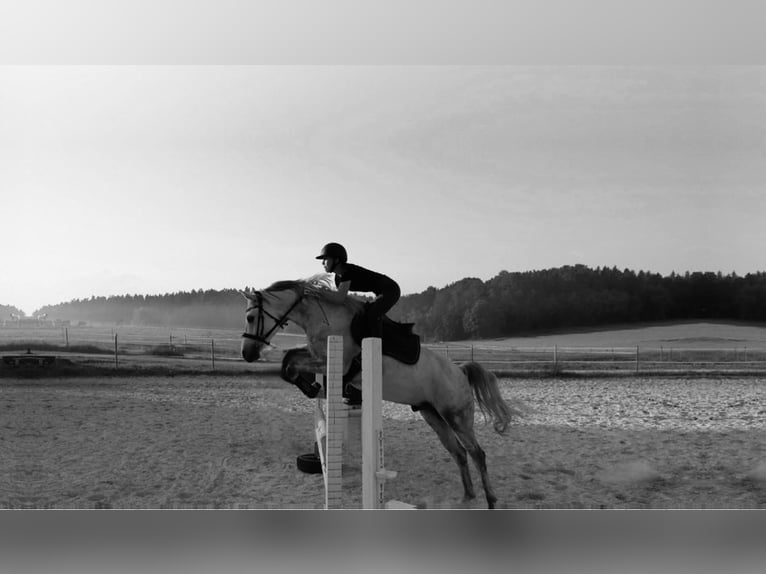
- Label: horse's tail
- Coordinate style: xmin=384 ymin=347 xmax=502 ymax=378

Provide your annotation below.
xmin=461 ymin=362 xmax=525 ymax=435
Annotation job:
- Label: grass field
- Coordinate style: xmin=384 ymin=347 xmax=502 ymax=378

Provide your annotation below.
xmin=452 ymin=320 xmax=766 ymax=349
xmin=5 ymin=319 xmax=766 ymax=346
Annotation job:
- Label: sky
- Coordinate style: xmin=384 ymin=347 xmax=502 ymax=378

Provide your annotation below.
xmin=2 ymin=65 xmax=765 ymax=315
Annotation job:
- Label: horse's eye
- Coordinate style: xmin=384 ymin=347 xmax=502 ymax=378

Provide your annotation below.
xmin=246 ymin=315 xmax=254 ymax=324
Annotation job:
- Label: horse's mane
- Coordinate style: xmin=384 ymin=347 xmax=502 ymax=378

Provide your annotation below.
xmin=264 ymin=274 xmax=364 ymax=313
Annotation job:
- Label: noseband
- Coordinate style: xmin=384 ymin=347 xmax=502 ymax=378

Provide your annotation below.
xmin=241 ymin=290 xmax=303 ymax=345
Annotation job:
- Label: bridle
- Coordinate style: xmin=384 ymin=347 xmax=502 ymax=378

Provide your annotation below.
xmin=241 ymin=290 xmax=303 ymax=346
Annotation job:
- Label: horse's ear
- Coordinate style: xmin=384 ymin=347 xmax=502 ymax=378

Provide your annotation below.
xmin=240 ymin=288 xmax=258 ymax=302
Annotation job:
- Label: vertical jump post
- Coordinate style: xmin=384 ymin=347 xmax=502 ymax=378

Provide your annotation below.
xmin=315 ymin=336 xmax=412 ymax=509
xmin=314 ymin=335 xmax=346 ymax=509
xmin=362 ymin=337 xmax=397 ymax=508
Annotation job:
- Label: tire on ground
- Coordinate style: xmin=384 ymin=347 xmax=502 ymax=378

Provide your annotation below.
xmin=297 ymin=453 xmax=323 ymax=474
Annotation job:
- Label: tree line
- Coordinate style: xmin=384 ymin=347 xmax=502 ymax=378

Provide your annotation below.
xmin=30 ymin=265 xmax=766 ymax=341
xmin=36 ymin=290 xmax=246 ymax=330
xmin=388 ymin=266 xmax=766 ymax=341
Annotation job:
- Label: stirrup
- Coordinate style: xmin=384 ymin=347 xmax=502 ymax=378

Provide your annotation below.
xmin=342 ymin=383 xmax=362 ymax=405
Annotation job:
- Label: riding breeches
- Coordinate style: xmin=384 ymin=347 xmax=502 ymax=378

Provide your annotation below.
xmin=364 ymin=284 xmax=401 ymax=337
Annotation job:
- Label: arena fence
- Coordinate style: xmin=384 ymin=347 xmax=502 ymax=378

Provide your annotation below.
xmin=426 ymin=343 xmax=766 ymax=374
xmin=2 ymin=324 xmax=766 ymax=374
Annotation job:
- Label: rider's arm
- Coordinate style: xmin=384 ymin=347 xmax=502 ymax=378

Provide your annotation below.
xmin=327 ymin=280 xmax=350 ymax=303
xmin=317 ymin=280 xmax=350 ymax=304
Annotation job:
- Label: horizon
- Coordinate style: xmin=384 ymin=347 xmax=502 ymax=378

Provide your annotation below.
xmin=3 ymin=66 xmax=766 ymax=316
xmin=6 ymin=263 xmax=764 ymax=317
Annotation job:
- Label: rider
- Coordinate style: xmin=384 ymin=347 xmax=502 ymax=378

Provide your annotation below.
xmin=315 ymin=242 xmax=401 ymax=338
xmin=315 ymin=242 xmax=401 ymax=403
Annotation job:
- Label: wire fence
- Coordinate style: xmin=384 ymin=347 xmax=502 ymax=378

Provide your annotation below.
xmin=426 ymin=343 xmax=766 ymax=374
xmin=2 ymin=324 xmax=766 ymax=374
xmin=0 ymin=325 xmax=299 ymax=372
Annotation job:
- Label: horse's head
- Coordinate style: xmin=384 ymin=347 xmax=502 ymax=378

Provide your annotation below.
xmin=240 ymin=285 xmax=303 ymax=362
xmin=241 ymin=275 xmax=361 ymax=362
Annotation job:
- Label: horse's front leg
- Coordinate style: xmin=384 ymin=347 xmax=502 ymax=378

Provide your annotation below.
xmin=280 ymin=347 xmax=327 ymax=398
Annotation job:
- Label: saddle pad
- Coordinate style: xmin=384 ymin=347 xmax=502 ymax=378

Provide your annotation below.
xmin=351 ymin=314 xmax=421 ymax=365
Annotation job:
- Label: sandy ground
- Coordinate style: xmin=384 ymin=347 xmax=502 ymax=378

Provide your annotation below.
xmin=2 ymin=374 xmax=765 ymax=509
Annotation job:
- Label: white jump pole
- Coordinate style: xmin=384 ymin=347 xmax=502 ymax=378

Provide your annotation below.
xmin=362 ymin=337 xmax=415 ymax=509
xmin=362 ymin=337 xmax=390 ymax=508
xmin=316 ymin=336 xmax=413 ymax=509
xmin=314 ymin=335 xmax=346 ymax=509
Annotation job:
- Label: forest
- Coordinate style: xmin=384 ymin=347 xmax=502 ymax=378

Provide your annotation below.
xmin=34 ymin=289 xmax=245 ymax=330
xmin=390 ymin=266 xmax=766 ymax=341
xmin=29 ymin=265 xmax=766 ymax=342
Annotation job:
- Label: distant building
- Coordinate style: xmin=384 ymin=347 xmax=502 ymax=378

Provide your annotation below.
xmin=4 ymin=315 xmax=56 ymax=328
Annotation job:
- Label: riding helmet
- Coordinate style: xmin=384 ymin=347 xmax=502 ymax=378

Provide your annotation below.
xmin=316 ymin=242 xmax=348 ymax=263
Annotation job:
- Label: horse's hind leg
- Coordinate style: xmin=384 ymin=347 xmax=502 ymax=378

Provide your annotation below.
xmin=417 ymin=405 xmax=476 ymax=503
xmin=443 ymin=408 xmax=498 ymax=509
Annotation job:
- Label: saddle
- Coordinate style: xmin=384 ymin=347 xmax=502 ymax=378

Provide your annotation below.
xmin=280 ymin=313 xmax=421 ymax=399
xmin=349 ymin=313 xmax=421 ymax=365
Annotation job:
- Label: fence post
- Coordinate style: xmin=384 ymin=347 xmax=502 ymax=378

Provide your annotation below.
xmin=65 ymin=327 xmax=69 ymax=349
xmin=635 ymin=346 xmax=639 ymax=373
xmin=553 ymin=345 xmax=558 ymax=372
xmin=211 ymin=339 xmax=216 ymax=370
xmin=114 ymin=334 xmax=119 ymax=368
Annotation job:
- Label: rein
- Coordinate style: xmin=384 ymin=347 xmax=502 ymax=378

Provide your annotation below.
xmin=241 ymin=290 xmax=303 ymax=345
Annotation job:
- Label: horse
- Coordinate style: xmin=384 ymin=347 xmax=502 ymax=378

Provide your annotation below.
xmin=240 ymin=275 xmax=523 ymax=509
